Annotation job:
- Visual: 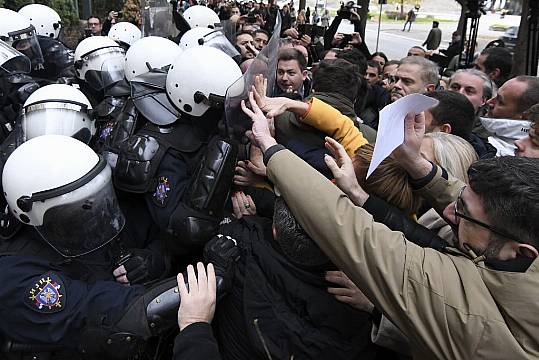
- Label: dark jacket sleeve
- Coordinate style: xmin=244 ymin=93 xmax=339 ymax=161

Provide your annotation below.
xmin=362 ymin=195 xmax=449 ymax=251
xmin=173 ymin=322 xmax=222 ymax=360
xmin=102 ymin=18 xmax=112 ymax=35
xmin=323 ymin=15 xmax=344 ymax=50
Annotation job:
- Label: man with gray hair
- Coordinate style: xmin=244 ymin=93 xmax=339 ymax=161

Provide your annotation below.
xmin=390 ymin=56 xmax=439 ymax=103
xmin=449 ymin=68 xmax=495 ymax=115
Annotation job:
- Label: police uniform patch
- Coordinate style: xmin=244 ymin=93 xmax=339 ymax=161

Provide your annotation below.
xmin=99 ymin=121 xmax=115 ymax=140
xmin=152 ymin=176 xmax=171 ymax=207
xmin=24 ymin=273 xmax=65 ymax=313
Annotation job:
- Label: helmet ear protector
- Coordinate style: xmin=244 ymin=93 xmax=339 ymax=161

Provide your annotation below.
xmin=16 ymin=156 xmax=107 ymax=216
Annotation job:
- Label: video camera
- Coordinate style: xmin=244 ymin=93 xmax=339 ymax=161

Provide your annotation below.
xmin=297 ymin=24 xmax=326 ymax=39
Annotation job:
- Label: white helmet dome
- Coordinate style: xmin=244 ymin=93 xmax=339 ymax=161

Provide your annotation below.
xmin=166 ymin=46 xmax=242 ymax=117
xmin=18 ymin=4 xmax=62 ymax=39
xmin=2 ymin=135 xmax=124 ymax=257
xmin=179 ymin=27 xmax=214 ymax=49
xmin=183 ymin=5 xmax=220 ymax=29
xmin=108 ymin=22 xmax=142 ymax=47
xmin=124 ymin=36 xmax=182 ymax=82
xmin=74 ymin=36 xmax=125 ymax=86
xmin=22 ymin=84 xmax=94 ymax=143
xmin=0 ymin=9 xmax=33 ymax=42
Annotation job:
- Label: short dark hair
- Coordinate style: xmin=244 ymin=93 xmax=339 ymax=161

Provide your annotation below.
xmin=469 ymin=156 xmax=539 ymax=248
xmin=87 ymin=15 xmax=101 ymax=23
xmin=336 ymin=47 xmax=367 ymax=75
xmin=425 ymin=90 xmax=475 ymax=139
xmin=312 ymin=59 xmax=360 ymax=103
xmin=383 ymin=59 xmax=401 ymax=70
xmin=273 ymin=197 xmax=331 ymax=269
xmin=514 ymin=75 xmax=539 ymax=116
xmin=278 ymin=48 xmax=307 ymax=70
xmin=371 ymin=51 xmax=388 ymax=63
xmin=236 ymin=30 xmax=254 ymax=38
xmin=253 ymin=29 xmax=270 ymax=38
xmin=366 ymin=60 xmax=381 ymax=75
xmin=481 ymin=47 xmax=513 ymax=85
xmin=432 ymin=21 xmax=439 ymax=27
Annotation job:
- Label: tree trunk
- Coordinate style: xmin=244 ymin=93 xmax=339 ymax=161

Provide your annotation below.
xmin=511 ymin=0 xmax=530 ymax=75
xmin=299 ymin=0 xmax=306 ymax=11
xmin=357 ymin=0 xmax=369 ymax=39
xmin=455 ymin=0 xmax=468 ymax=34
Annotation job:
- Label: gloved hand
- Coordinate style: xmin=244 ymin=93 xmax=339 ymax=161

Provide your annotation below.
xmin=203 ymin=234 xmax=241 ymax=295
xmin=113 ymin=248 xmax=166 ymax=285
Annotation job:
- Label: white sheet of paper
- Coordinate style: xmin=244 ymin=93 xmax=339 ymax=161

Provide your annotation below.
xmin=336 ymin=20 xmax=355 ymax=35
xmin=366 ymin=94 xmax=439 ymax=179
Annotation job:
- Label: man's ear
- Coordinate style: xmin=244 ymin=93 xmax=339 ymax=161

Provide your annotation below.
xmin=489 ymin=68 xmax=501 ymax=81
xmin=302 ymin=69 xmax=308 ymax=80
xmin=440 ymin=123 xmax=452 ymax=133
xmin=516 ymin=243 xmax=539 ymax=259
xmin=426 ymin=83 xmax=436 ymax=92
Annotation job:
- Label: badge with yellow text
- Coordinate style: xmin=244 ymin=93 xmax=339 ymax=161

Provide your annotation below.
xmin=25 ymin=273 xmax=65 ymax=313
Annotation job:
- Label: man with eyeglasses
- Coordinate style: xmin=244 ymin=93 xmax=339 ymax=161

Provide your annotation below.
xmin=244 ymin=92 xmax=539 ymax=358
xmin=381 ymin=60 xmax=400 ymax=94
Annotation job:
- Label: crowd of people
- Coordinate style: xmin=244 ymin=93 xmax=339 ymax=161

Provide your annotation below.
xmin=0 ymin=0 xmax=538 ymax=359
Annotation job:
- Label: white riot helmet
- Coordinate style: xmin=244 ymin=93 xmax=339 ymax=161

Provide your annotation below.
xmin=18 ymin=4 xmax=62 ymax=39
xmin=183 ymin=5 xmax=220 ymax=29
xmin=179 ymin=27 xmax=240 ymax=59
xmin=0 ymin=39 xmax=31 ymax=75
xmin=2 ymin=135 xmax=125 ymax=257
xmin=0 ymin=8 xmax=44 ymax=68
xmin=108 ymin=22 xmax=142 ymax=48
xmin=74 ymin=36 xmax=125 ymax=90
xmin=166 ymin=46 xmax=242 ymax=117
xmin=124 ymin=36 xmax=182 ymax=82
xmin=22 ymin=84 xmax=94 ymax=144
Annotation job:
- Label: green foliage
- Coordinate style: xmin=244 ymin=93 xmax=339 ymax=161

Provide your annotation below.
xmin=3 ymin=0 xmax=79 ymax=26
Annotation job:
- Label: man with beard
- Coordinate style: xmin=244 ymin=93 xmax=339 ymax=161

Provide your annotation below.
xmin=390 ymin=56 xmax=438 ymax=103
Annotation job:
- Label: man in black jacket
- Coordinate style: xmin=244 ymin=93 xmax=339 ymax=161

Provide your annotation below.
xmin=212 ymin=197 xmax=377 ymax=359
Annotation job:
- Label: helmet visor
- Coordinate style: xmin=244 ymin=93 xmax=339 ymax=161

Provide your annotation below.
xmin=82 ymin=47 xmax=125 ymax=91
xmin=201 ymin=30 xmax=240 ymax=59
xmin=23 ymin=102 xmax=93 ymax=143
xmin=35 ymin=175 xmax=125 ymax=258
xmin=10 ymin=28 xmax=44 ymax=69
xmin=0 ymin=40 xmax=31 ymax=74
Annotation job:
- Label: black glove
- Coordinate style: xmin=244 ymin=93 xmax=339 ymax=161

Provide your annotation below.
xmin=203 ymin=234 xmax=241 ymax=295
xmin=120 ymin=248 xmax=167 ymax=285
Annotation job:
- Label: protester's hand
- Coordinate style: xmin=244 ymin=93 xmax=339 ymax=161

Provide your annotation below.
xmin=241 ymin=90 xmax=277 ymax=152
xmin=349 ymin=9 xmax=361 ymax=22
xmin=108 ymin=11 xmax=119 ymax=21
xmin=283 ymin=28 xmax=299 ymax=39
xmin=248 ymin=144 xmax=266 ymax=175
xmin=246 ymin=43 xmax=260 ymax=58
xmin=177 ymin=263 xmax=216 ymax=331
xmin=324 ymin=137 xmax=369 ymax=206
xmin=392 ymin=112 xmax=432 ymax=179
xmin=326 ymin=271 xmax=374 ymax=313
xmin=350 ymin=32 xmax=362 ymax=44
xmin=113 ymin=265 xmax=129 ymax=285
xmin=332 ymin=33 xmax=345 ymax=46
xmin=299 ymin=34 xmax=311 ymax=47
xmin=231 ymin=191 xmax=257 ymax=218
xmin=234 ymin=160 xmax=266 ymax=187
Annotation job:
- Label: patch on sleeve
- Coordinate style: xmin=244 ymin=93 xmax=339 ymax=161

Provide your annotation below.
xmin=152 ymin=176 xmax=171 ymax=207
xmin=24 ymin=273 xmax=66 ymax=313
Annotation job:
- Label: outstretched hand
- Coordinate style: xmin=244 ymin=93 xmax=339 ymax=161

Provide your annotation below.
xmin=252 ymin=75 xmax=291 ymax=118
xmin=177 ymin=263 xmax=216 ymax=331
xmin=392 ymin=112 xmax=432 ymax=179
xmin=324 ymin=137 xmax=369 ymax=206
xmin=241 ymin=90 xmax=277 ymax=152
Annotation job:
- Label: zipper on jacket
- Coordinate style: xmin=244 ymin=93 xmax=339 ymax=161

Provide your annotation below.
xmin=253 ymin=318 xmax=273 ymax=360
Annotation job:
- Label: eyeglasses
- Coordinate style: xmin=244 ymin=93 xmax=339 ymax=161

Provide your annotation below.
xmin=454 ymin=186 xmax=518 ymax=241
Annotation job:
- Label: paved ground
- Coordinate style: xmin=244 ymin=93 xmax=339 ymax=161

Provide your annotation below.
xmin=363 ymin=12 xmax=520 ymax=61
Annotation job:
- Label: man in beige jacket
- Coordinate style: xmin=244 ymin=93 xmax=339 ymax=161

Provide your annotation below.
xmin=240 ymin=91 xmax=539 ymax=359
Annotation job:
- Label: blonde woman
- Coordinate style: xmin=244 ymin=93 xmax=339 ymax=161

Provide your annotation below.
xmin=418 ymin=132 xmax=478 ymax=244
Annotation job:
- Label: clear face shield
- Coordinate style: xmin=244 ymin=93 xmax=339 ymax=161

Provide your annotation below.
xmin=131 ymin=70 xmax=180 ymax=126
xmin=5 ymin=26 xmax=44 ymax=69
xmin=0 ymin=40 xmax=31 ymax=75
xmin=140 ymin=0 xmax=179 ymax=38
xmin=198 ymin=29 xmax=240 ymax=59
xmin=224 ymin=12 xmax=281 ymax=142
xmin=82 ymin=47 xmax=125 ymax=92
xmin=33 ymin=163 xmax=125 ymax=258
xmin=22 ymin=100 xmax=94 ymax=144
